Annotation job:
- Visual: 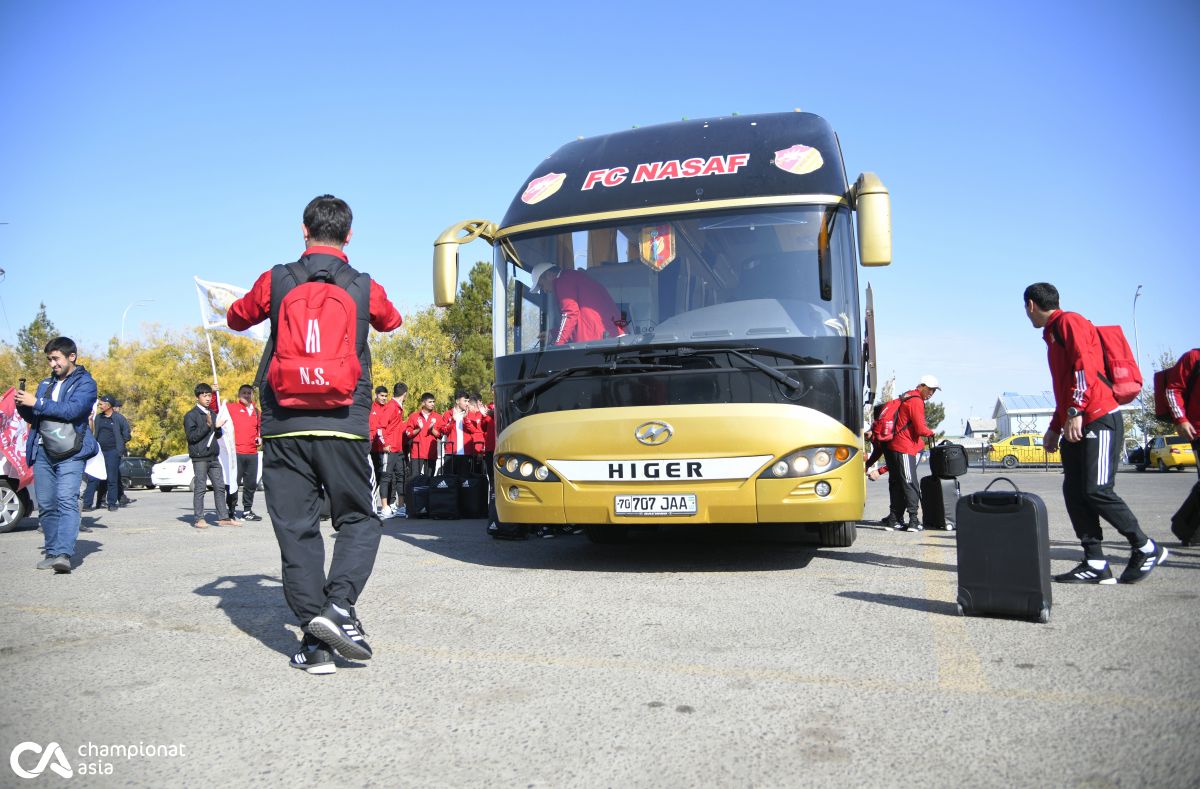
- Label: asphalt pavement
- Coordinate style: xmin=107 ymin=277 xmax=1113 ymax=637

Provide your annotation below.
xmin=1 ymin=465 xmax=1198 ymax=788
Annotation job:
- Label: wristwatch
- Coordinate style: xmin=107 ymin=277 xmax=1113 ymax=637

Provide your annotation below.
xmin=1067 ymin=407 xmax=1083 ymax=418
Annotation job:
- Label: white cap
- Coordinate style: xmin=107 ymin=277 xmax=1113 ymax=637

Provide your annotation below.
xmin=919 ymin=374 xmax=941 ymax=390
xmin=529 ymin=263 xmax=559 ymax=294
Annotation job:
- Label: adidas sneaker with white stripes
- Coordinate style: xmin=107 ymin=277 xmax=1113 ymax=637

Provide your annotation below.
xmin=290 ymin=634 xmax=336 ymax=675
xmin=1053 ymin=562 xmax=1117 ymax=585
xmin=306 ymin=602 xmax=373 ymax=661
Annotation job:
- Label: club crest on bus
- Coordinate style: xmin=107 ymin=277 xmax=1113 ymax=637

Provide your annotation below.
xmin=521 ymin=172 xmax=566 ymax=204
xmin=773 ymin=144 xmax=824 ymax=175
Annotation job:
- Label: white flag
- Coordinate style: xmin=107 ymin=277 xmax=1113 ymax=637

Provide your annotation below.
xmin=194 ymin=277 xmax=267 ymax=342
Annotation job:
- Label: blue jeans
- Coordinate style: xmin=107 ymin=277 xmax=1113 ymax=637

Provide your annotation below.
xmin=32 ymin=449 xmax=87 ymax=558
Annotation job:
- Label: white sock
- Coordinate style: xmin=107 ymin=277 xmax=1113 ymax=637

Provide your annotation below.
xmin=1139 ymin=539 xmax=1155 ymax=554
xmin=1086 ymin=559 xmax=1108 ymax=570
xmin=331 ymin=603 xmax=350 ymax=617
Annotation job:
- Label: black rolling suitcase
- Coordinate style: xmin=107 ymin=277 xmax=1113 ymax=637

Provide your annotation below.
xmin=406 ymin=474 xmax=431 ymax=519
xmin=955 ymin=477 xmax=1051 ymax=623
xmin=428 ymin=475 xmax=463 ymax=519
xmin=459 ymin=473 xmax=489 ymax=518
xmin=920 ymin=475 xmax=959 ymax=530
xmin=1171 ymin=482 xmax=1200 ymax=546
xmin=929 ymin=440 xmax=968 ymax=478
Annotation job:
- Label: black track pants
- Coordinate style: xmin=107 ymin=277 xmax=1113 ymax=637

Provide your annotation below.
xmin=1060 ymin=412 xmax=1146 ymax=561
xmin=262 ymin=437 xmax=381 ymax=625
xmin=884 ymin=448 xmax=921 ymax=522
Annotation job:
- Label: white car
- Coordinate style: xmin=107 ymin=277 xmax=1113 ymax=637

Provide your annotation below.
xmin=152 ymin=453 xmax=263 ymax=492
xmin=152 ymin=455 xmax=206 ymax=492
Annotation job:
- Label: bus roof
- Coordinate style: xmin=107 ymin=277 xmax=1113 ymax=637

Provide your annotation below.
xmin=501 ymin=111 xmax=848 ymax=230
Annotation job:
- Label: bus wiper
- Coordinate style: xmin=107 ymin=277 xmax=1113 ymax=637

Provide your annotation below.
xmin=598 ymin=345 xmax=806 ymax=391
xmin=511 ymin=361 xmax=681 ymax=403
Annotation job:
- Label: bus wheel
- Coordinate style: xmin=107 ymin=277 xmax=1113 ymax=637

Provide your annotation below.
xmin=1001 ymin=455 xmax=1018 ymax=469
xmin=585 ymin=524 xmax=629 ymax=544
xmin=818 ymin=521 xmax=856 ymax=547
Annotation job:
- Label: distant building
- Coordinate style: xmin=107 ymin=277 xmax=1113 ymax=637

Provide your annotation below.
xmin=993 ymin=392 xmax=1057 ymax=437
xmin=964 ymin=418 xmax=997 ymax=441
xmin=992 ymin=391 xmax=1137 ymax=438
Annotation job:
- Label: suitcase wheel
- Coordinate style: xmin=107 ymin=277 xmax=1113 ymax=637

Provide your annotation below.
xmin=1037 ymin=606 xmax=1050 ymax=624
xmin=956 ymin=603 xmax=966 ymax=617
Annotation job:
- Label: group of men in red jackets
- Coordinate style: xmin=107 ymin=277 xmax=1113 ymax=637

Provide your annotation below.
xmin=368 ymin=385 xmax=496 ymax=517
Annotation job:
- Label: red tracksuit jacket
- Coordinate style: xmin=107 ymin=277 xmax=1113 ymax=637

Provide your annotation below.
xmin=1166 ymin=348 xmax=1200 ymax=432
xmin=226 ymin=401 xmax=261 ymax=455
xmin=553 ymin=268 xmax=626 ymax=345
xmin=435 ymin=408 xmax=475 ymax=456
xmin=369 ymin=399 xmax=401 ymax=453
xmin=405 ymin=409 xmax=440 ymax=461
xmin=1043 ymin=310 xmax=1118 ymax=432
xmin=887 ymin=391 xmax=933 ymax=455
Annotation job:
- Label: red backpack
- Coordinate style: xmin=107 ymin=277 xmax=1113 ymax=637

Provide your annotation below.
xmin=870 ymin=394 xmax=917 ymax=444
xmin=262 ymin=261 xmax=368 ymax=410
xmin=1053 ymin=322 xmax=1143 ymax=405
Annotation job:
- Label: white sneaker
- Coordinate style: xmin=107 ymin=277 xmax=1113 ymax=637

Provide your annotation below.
xmin=379 ymin=504 xmax=393 ymax=518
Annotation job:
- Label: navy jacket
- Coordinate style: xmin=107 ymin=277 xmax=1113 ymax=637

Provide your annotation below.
xmin=17 ymin=364 xmax=99 ymax=464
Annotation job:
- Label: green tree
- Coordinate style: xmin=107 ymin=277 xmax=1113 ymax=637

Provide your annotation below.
xmin=16 ymin=303 xmax=58 ymax=377
xmin=925 ymin=400 xmax=946 ymax=444
xmin=442 ymin=260 xmax=494 ymax=395
xmin=370 ymin=306 xmax=455 ymax=411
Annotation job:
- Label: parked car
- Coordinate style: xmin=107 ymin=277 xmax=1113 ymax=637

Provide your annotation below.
xmin=120 ymin=456 xmax=154 ymax=490
xmin=1145 ymin=435 xmax=1196 ymax=472
xmin=987 ymin=433 xmax=1062 ymax=468
xmin=0 ymin=478 xmax=33 ymax=533
xmin=152 ymin=455 xmax=207 ymax=492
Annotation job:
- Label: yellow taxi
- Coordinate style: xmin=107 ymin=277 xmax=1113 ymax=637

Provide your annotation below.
xmin=988 ymin=433 xmax=1061 ymax=468
xmin=1146 ymin=435 xmax=1197 ymax=472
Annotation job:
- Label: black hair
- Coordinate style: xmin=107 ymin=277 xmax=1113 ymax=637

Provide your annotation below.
xmin=1023 ymin=282 xmax=1060 ymax=311
xmin=454 ymin=390 xmax=470 ymax=401
xmin=238 ymin=384 xmax=254 ymax=396
xmin=375 ymin=385 xmax=388 ymax=395
xmin=194 ymin=383 xmax=213 ymax=396
xmin=44 ymin=336 xmax=77 ymax=357
xmin=393 ymin=382 xmax=408 ymax=397
xmin=303 ymin=194 xmax=353 ymax=244
xmin=420 ymin=392 xmax=435 ymax=402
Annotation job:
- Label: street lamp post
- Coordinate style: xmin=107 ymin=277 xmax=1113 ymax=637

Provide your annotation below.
xmin=121 ymin=299 xmax=154 ymax=344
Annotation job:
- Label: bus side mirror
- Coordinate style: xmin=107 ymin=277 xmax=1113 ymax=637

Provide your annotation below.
xmin=853 ymin=172 xmax=891 ymax=267
xmin=433 ymin=219 xmax=499 ymax=307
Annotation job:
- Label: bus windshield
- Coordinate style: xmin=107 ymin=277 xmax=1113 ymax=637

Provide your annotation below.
xmin=499 ymin=205 xmax=858 ymax=356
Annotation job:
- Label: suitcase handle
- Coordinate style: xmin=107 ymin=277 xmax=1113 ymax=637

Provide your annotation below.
xmin=970 ymin=476 xmax=1022 ymax=512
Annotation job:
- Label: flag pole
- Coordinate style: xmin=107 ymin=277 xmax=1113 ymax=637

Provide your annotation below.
xmin=195 ymin=281 xmax=221 ymax=393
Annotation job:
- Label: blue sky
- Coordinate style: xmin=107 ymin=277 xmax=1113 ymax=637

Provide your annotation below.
xmin=2 ymin=0 xmax=1197 ymax=433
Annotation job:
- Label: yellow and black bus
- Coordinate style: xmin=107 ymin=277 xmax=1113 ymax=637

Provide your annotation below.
xmin=433 ymin=111 xmax=891 ymax=546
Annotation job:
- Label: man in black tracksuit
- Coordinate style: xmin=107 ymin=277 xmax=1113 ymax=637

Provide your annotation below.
xmin=227 ymin=194 xmax=402 ymax=675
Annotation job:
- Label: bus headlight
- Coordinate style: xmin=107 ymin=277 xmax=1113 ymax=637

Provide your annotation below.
xmin=761 ymin=446 xmax=857 ymax=479
xmin=496 ymin=453 xmax=560 ymax=482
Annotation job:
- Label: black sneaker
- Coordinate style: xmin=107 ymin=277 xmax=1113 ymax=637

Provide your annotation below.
xmin=1119 ymin=543 xmax=1168 ymax=584
xmin=903 ymin=520 xmax=923 ymax=532
xmin=1053 ymin=562 xmax=1116 ymax=585
xmin=305 ymin=602 xmax=372 ymax=661
xmin=242 ymin=511 xmax=263 ymax=522
xmin=289 ymin=634 xmax=336 ymax=675
xmin=107 ymin=504 xmax=119 ymax=512
xmin=880 ymin=514 xmax=899 ymax=530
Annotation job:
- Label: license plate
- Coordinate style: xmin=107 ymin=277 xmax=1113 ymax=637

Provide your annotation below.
xmin=614 ymin=494 xmax=697 ymax=517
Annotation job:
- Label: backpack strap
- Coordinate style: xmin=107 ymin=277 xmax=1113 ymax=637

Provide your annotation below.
xmin=253 ymin=262 xmax=310 ymax=390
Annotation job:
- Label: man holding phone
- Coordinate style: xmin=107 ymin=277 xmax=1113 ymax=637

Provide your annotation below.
xmin=14 ymin=336 xmax=99 ymax=573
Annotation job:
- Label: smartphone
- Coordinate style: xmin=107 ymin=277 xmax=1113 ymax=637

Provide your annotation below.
xmin=18 ymin=378 xmax=25 ymax=391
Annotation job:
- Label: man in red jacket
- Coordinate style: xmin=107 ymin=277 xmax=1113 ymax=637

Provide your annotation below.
xmin=531 ymin=263 xmax=626 ymax=345
xmin=368 ymin=386 xmax=401 ymax=518
xmin=405 ymin=392 xmax=440 ymax=481
xmin=225 ymin=384 xmax=262 ymax=521
xmin=1165 ymin=348 xmax=1200 ymax=477
xmin=882 ymin=377 xmax=938 ymax=531
xmin=1024 ymin=282 xmax=1165 ymax=584
xmin=434 ymin=390 xmax=474 ymax=476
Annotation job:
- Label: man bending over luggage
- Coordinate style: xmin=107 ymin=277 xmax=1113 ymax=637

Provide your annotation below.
xmin=1023 ymin=282 xmax=1165 ymax=584
xmin=882 ymin=376 xmax=939 ymax=531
